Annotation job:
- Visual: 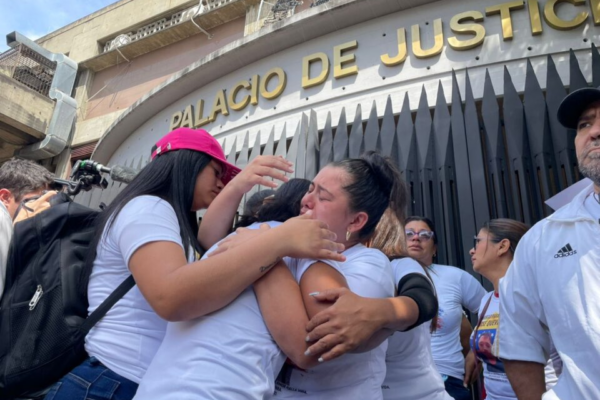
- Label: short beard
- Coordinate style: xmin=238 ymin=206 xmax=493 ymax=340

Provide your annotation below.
xmin=578 ymin=150 xmax=600 ymax=188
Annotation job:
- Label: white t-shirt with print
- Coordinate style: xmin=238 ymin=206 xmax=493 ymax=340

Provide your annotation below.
xmin=85 ymin=195 xmax=193 ymax=384
xmin=472 ymin=292 xmax=563 ymax=400
xmin=275 ymin=244 xmax=395 ymax=400
xmin=135 ymin=221 xmax=288 ymax=400
xmin=383 ymin=258 xmax=451 ymax=400
xmin=428 ymin=264 xmax=487 ymax=380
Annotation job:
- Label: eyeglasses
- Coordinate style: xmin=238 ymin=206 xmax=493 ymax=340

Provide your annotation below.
xmin=405 ymin=229 xmax=435 ymax=241
xmin=473 ymin=236 xmax=501 ymax=250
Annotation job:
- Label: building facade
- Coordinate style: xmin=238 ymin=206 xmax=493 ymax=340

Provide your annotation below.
xmin=2 ymin=0 xmax=599 ymax=280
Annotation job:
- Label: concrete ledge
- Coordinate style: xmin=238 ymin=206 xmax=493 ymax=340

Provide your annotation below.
xmin=92 ymin=0 xmax=434 ymax=163
xmin=0 ymin=73 xmax=53 ymax=140
xmin=80 ymin=0 xmax=260 ymax=72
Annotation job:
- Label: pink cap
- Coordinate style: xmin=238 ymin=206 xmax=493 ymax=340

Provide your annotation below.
xmin=151 ymin=127 xmax=241 ymax=185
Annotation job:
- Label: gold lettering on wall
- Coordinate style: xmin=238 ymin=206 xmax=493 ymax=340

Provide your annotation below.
xmin=209 ymin=90 xmax=230 ymax=122
xmin=486 ymin=1 xmax=525 ymax=40
xmin=591 ymin=0 xmax=600 ymax=25
xmin=180 ymin=105 xmax=194 ymax=128
xmin=448 ymin=11 xmax=486 ymax=50
xmin=544 ymin=0 xmax=588 ymax=30
xmin=229 ymin=80 xmax=252 ymax=111
xmin=260 ymin=68 xmax=287 ymax=100
xmin=381 ymin=28 xmax=408 ymax=66
xmin=302 ymin=52 xmax=330 ymax=89
xmin=333 ymin=40 xmax=359 ymax=79
xmin=194 ymin=100 xmax=210 ymax=127
xmin=251 ymin=74 xmax=260 ymax=105
xmin=527 ymin=0 xmax=544 ymax=35
xmin=412 ymin=19 xmax=444 ymax=59
xmin=170 ymin=111 xmax=183 ymax=131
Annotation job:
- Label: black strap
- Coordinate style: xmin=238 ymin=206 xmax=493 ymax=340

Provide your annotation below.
xmin=81 ymin=275 xmax=136 ymax=334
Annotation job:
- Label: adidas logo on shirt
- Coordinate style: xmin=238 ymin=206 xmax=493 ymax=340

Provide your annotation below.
xmin=554 ymin=243 xmax=577 ymax=258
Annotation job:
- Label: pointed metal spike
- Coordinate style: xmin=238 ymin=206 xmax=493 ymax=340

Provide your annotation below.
xmin=320 ymin=111 xmax=334 ymax=168
xmin=227 ymin=136 xmax=237 ymax=164
xmin=364 ymin=101 xmax=379 ymax=152
xmin=349 ymin=104 xmax=364 ymax=157
xmin=592 ymin=43 xmax=600 ymax=88
xmin=569 ymin=48 xmax=588 ymax=92
xmin=295 ymin=114 xmax=309 ymax=178
xmin=275 ymin=123 xmax=287 ymax=158
xmin=379 ymin=95 xmax=396 ymax=159
xmin=249 ymin=131 xmax=261 ymax=162
xmin=433 ymin=80 xmax=452 ymax=166
xmin=333 ymin=108 xmax=349 ymax=161
xmin=306 ymin=109 xmax=319 ymax=179
xmin=263 ymin=126 xmax=275 ymax=156
xmin=236 ymin=131 xmax=250 ymax=170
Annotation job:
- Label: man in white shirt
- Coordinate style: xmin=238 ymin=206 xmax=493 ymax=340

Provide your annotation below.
xmin=499 ymin=86 xmax=600 ymax=399
xmin=0 ymin=158 xmax=54 ymax=297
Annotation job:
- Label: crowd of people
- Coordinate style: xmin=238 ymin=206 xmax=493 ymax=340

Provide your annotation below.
xmin=0 ymin=86 xmax=598 ymax=400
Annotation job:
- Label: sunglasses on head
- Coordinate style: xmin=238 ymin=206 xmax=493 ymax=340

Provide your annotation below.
xmin=405 ymin=229 xmax=435 ymax=241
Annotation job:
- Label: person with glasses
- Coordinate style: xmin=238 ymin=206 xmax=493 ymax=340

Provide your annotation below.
xmin=0 ymin=158 xmax=55 ymax=298
xmin=404 ymin=216 xmax=486 ymax=400
xmin=464 ymin=219 xmax=562 ymax=400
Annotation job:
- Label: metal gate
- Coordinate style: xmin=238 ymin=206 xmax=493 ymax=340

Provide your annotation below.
xmin=83 ymin=44 xmax=599 ymax=283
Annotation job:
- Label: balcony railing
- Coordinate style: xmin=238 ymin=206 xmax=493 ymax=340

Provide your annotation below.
xmin=103 ymin=0 xmax=241 ymax=53
xmin=0 ymin=43 xmax=56 ymax=97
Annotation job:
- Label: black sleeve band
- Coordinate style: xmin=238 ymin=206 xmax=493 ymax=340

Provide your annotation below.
xmin=396 ymin=273 xmax=438 ymax=332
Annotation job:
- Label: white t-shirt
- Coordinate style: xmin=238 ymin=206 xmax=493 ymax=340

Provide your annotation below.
xmin=0 ymin=202 xmax=12 ymax=298
xmin=472 ymin=292 xmax=563 ymax=400
xmin=85 ymin=195 xmax=192 ymax=384
xmin=383 ymin=258 xmax=451 ymax=400
xmin=135 ymin=221 xmax=288 ymax=400
xmin=427 ymin=264 xmax=486 ymax=380
xmin=275 ymin=244 xmax=395 ymax=399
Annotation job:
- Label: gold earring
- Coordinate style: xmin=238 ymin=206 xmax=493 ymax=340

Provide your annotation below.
xmin=346 ymin=231 xmax=351 ymax=241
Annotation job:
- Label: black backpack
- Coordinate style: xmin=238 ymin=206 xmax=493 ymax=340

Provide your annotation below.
xmin=0 ymin=193 xmax=135 ymax=398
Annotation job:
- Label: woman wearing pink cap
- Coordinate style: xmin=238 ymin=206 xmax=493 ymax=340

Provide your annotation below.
xmin=45 ymin=128 xmax=344 ymax=400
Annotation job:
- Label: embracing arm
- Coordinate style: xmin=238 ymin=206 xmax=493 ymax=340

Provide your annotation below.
xmin=198 ymin=156 xmax=293 ymax=249
xmin=503 ymin=360 xmax=546 ymax=400
xmin=303 ymin=273 xmax=437 ymax=361
xmin=131 ymin=216 xmax=344 ymax=322
xmin=254 ymin=261 xmax=347 ymax=369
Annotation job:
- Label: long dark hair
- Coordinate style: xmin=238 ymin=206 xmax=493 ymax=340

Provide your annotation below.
xmin=89 ymin=149 xmax=213 ymax=265
xmin=235 ymin=189 xmax=276 ymax=229
xmin=331 ymin=151 xmax=407 ymax=241
xmin=237 ymin=178 xmax=311 ymax=227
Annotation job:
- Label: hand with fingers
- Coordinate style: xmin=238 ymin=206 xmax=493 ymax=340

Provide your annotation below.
xmin=209 ymin=223 xmax=271 ymax=257
xmin=303 ymin=288 xmax=384 ymax=362
xmin=278 ymin=212 xmax=346 ymax=262
xmin=464 ymin=350 xmax=481 ymax=387
xmin=228 ymin=155 xmax=294 ymax=194
xmin=14 ymin=190 xmax=59 ymax=224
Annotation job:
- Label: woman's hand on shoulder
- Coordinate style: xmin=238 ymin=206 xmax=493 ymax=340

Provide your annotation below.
xmin=277 ymin=212 xmax=345 ymax=262
xmin=228 ymin=155 xmax=294 ymax=195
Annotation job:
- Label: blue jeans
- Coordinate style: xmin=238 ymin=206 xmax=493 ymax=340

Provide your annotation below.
xmin=443 ymin=375 xmax=472 ymax=400
xmin=44 ymin=357 xmax=138 ymax=400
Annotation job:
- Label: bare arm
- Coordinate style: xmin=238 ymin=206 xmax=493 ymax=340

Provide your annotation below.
xmin=254 ymin=261 xmax=347 ymax=369
xmin=130 ymin=215 xmax=344 ymax=322
xmin=503 ymin=359 xmax=546 ymax=400
xmin=198 ymin=156 xmax=293 ymax=249
xmin=460 ymin=314 xmax=473 ymax=358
